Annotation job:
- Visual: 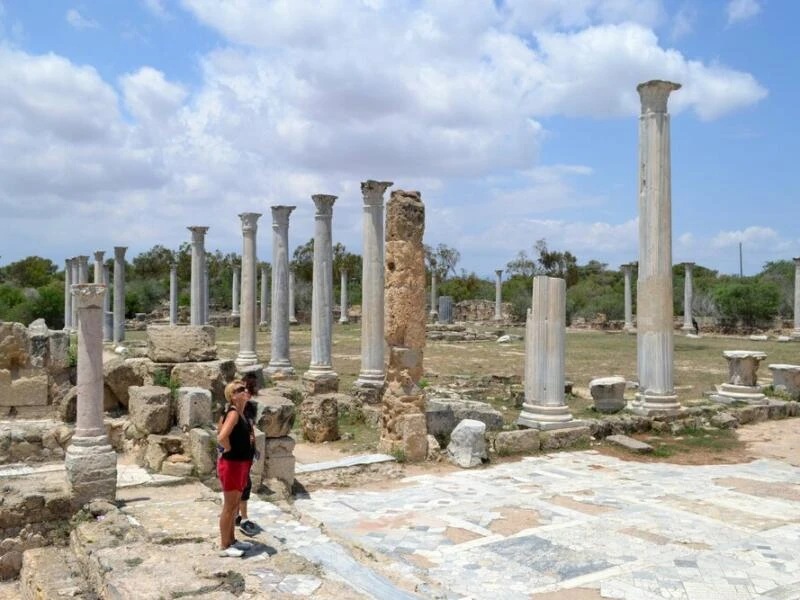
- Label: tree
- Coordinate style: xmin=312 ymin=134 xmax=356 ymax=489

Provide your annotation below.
xmin=132 ymin=245 xmax=176 ymax=280
xmin=424 ymin=243 xmax=460 ymax=280
xmin=291 ymin=238 xmax=314 ymax=283
xmin=534 ymin=239 xmax=578 ymax=286
xmin=713 ymin=278 xmax=780 ymax=330
xmin=506 ymin=251 xmax=536 ymax=278
xmin=0 ymin=256 xmax=58 ymax=288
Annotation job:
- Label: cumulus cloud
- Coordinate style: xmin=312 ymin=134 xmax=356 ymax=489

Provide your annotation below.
xmin=726 ymin=0 xmax=761 ymax=24
xmin=671 ymin=4 xmax=696 ymax=39
xmin=65 ymin=8 xmax=99 ymax=30
xmin=711 ymin=226 xmax=780 ymax=248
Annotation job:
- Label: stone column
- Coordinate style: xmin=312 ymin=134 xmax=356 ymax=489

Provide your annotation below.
xmin=169 ymin=263 xmax=178 ymax=326
xmin=93 ymin=251 xmax=104 ymax=285
xmin=203 ymin=264 xmax=210 ymax=325
xmin=266 ymin=206 xmax=296 ymax=378
xmin=634 ymin=80 xmax=682 ymax=414
xmin=288 ymin=270 xmax=298 ymax=325
xmin=517 ymin=276 xmax=580 ymax=429
xmin=354 ymin=180 xmax=393 ymax=401
xmin=429 ymin=270 xmax=438 ymax=322
xmin=621 ymin=264 xmax=634 ymax=333
xmin=77 ymin=255 xmax=89 ymax=284
xmin=260 ymin=264 xmax=269 ymax=327
xmin=113 ymin=247 xmax=126 ymax=343
xmin=494 ymin=269 xmax=503 ymax=321
xmin=682 ymin=262 xmax=695 ymax=333
xmin=65 ymin=284 xmax=117 ymax=505
xmin=64 ymin=258 xmax=73 ymax=331
xmin=339 ymin=270 xmax=349 ymax=324
xmin=793 ymin=258 xmax=800 ymax=337
xmin=236 ymin=212 xmax=261 ymax=368
xmin=231 ymin=265 xmax=241 ymax=317
xmin=381 ymin=190 xmax=427 ymax=461
xmin=188 ymin=226 xmax=209 ymax=326
xmin=438 ymin=296 xmax=453 ymax=324
xmin=70 ymin=258 xmax=80 ymax=329
xmin=710 ymin=351 xmax=768 ymax=405
xmin=304 ymin=195 xmax=339 ymax=393
xmin=102 ymin=266 xmax=112 ymax=342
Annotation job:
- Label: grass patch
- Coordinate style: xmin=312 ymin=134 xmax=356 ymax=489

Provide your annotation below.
xmin=644 ymin=427 xmax=741 ymax=458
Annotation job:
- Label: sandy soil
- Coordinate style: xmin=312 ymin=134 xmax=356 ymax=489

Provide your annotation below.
xmin=736 ymin=418 xmax=800 ymax=466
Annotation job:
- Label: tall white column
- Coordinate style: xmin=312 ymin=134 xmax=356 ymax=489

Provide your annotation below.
xmin=621 ymin=264 xmax=634 ymax=332
xmin=102 ymin=266 xmax=111 ymax=342
xmin=65 ymin=284 xmax=117 ymax=504
xmin=339 ymin=269 xmax=349 ymax=324
xmin=169 ymin=263 xmax=178 ymax=326
xmin=429 ymin=270 xmax=438 ymax=322
xmin=188 ymin=226 xmax=208 ymax=326
xmin=266 ymin=206 xmax=296 ymax=377
xmin=494 ymin=269 xmax=503 ymax=321
xmin=793 ymin=258 xmax=800 ymax=337
xmin=236 ymin=212 xmax=261 ymax=368
xmin=682 ymin=262 xmax=695 ymax=333
xmin=231 ymin=265 xmax=241 ymax=317
xmin=304 ymin=195 xmax=339 ymax=393
xmin=635 ymin=80 xmax=681 ymax=414
xmin=288 ymin=270 xmax=298 ymax=325
xmin=64 ymin=258 xmax=73 ymax=331
xmin=112 ymin=247 xmax=126 ymax=343
xmin=203 ymin=264 xmax=209 ymax=325
xmin=517 ymin=276 xmax=579 ymax=429
xmin=259 ymin=264 xmax=269 ymax=327
xmin=77 ymin=255 xmax=89 ymax=284
xmin=354 ymin=180 xmax=392 ymax=398
xmin=70 ymin=258 xmax=80 ymax=329
xmin=93 ymin=251 xmax=104 ymax=284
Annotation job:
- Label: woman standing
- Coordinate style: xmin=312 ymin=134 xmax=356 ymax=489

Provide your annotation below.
xmin=217 ymin=380 xmax=256 ymax=557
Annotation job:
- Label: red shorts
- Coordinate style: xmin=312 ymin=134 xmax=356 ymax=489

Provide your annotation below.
xmin=217 ymin=458 xmax=252 ymax=492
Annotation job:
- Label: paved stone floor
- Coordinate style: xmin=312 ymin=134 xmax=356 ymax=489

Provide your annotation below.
xmin=289 ymin=451 xmax=800 ymax=599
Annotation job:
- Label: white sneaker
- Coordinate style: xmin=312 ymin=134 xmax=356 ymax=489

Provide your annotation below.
xmin=232 ymin=540 xmax=252 ymax=551
xmin=219 ymin=546 xmax=245 ymax=558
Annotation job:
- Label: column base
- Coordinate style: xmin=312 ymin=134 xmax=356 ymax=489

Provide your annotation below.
xmin=289 ymin=317 xmax=299 ymax=325
xmin=302 ymin=368 xmax=340 ymax=394
xmin=231 ymin=311 xmax=240 ymax=317
xmin=623 ymin=324 xmax=635 ymax=334
xmin=339 ymin=318 xmax=349 ymax=324
xmin=516 ymin=403 xmax=583 ymax=430
xmin=235 ymin=352 xmax=259 ymax=369
xmin=681 ymin=324 xmax=694 ymax=332
xmin=792 ymin=329 xmax=800 ymax=339
xmin=709 ymin=383 xmax=768 ymax=406
xmin=353 ymin=375 xmax=386 ymax=405
xmin=65 ymin=435 xmax=117 ymax=506
xmin=630 ymin=390 xmax=682 ymax=415
xmin=265 ymin=360 xmax=295 ymax=379
xmin=428 ymin=311 xmax=438 ymax=323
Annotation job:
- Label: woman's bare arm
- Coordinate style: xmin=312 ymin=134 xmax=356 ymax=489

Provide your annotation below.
xmin=217 ymin=410 xmax=239 ymax=453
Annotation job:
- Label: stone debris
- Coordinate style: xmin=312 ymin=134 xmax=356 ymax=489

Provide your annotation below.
xmin=447 ymin=419 xmax=487 ymax=468
xmin=606 ymin=434 xmax=653 ymax=453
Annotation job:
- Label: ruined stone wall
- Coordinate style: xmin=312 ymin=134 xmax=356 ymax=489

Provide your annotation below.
xmin=454 ymin=300 xmax=514 ymax=322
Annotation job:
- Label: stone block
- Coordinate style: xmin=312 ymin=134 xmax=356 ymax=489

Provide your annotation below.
xmin=188 ymin=428 xmax=216 ymax=476
xmin=426 ymin=398 xmax=503 ymax=432
xmin=176 ymin=387 xmax=212 ymax=430
xmin=300 ymin=395 xmax=339 ymax=443
xmin=147 ymin=325 xmax=217 ymax=363
xmin=589 ymin=376 xmax=627 ymax=413
xmin=103 ymin=358 xmax=144 ymax=408
xmin=398 ymin=413 xmax=427 ymax=462
xmin=302 ymin=372 xmax=340 ymax=395
xmin=251 ymin=430 xmax=266 ymax=482
xmin=0 ymin=375 xmax=49 ymax=407
xmin=144 ymin=435 xmax=168 ymax=471
xmin=170 ymin=360 xmax=236 ymax=415
xmin=540 ymin=426 xmax=591 ymax=451
xmin=768 ymin=364 xmax=800 ymax=400
xmin=0 ymin=322 xmax=30 ymax=369
xmin=128 ymin=385 xmax=172 ymax=434
xmin=606 ymin=434 xmax=653 ymax=453
xmin=263 ymin=435 xmax=296 ymax=486
xmin=238 ymin=364 xmax=266 ymax=389
xmin=161 ymin=460 xmax=194 ymax=477
xmin=254 ymin=393 xmax=296 ymax=437
xmin=47 ymin=331 xmax=70 ymax=370
xmin=446 ymin=419 xmax=487 ymax=468
xmin=710 ymin=412 xmax=738 ymax=429
xmin=494 ymin=429 xmax=541 ymax=455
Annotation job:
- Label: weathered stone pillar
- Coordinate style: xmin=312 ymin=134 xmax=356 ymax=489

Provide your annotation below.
xmin=517 ymin=276 xmax=581 ymax=430
xmin=102 ymin=266 xmax=111 ymax=341
xmin=682 ymin=262 xmax=695 ymax=333
xmin=188 ymin=226 xmax=208 ymax=326
xmin=381 ymin=190 xmax=427 ymax=461
xmin=288 ymin=270 xmax=298 ymax=325
xmin=93 ymin=252 xmax=104 ymax=284
xmin=634 ymin=80 xmax=682 ymax=414
xmin=259 ymin=264 xmax=269 ymax=327
xmin=203 ymin=264 xmax=209 ymax=325
xmin=64 ymin=258 xmax=73 ymax=331
xmin=494 ymin=269 xmax=503 ymax=321
xmin=353 ymin=180 xmax=392 ymax=401
xmin=70 ymin=258 xmax=80 ymax=329
xmin=266 ymin=206 xmax=296 ymax=378
xmin=65 ymin=284 xmax=117 ymax=505
xmin=621 ymin=264 xmax=634 ymax=333
xmin=169 ymin=263 xmax=178 ymax=326
xmin=231 ymin=265 xmax=241 ymax=317
xmin=429 ymin=270 xmax=438 ymax=322
xmin=711 ymin=350 xmax=768 ymax=405
xmin=304 ymin=195 xmax=339 ymax=393
xmin=339 ymin=270 xmax=349 ymax=324
xmin=793 ymin=257 xmax=800 ymax=337
xmin=438 ymin=296 xmax=453 ymax=324
xmin=236 ymin=212 xmax=261 ymax=368
xmin=77 ymin=255 xmax=89 ymax=284
xmin=113 ymin=247 xmax=126 ymax=343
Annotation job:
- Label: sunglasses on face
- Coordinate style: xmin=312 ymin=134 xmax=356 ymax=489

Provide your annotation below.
xmin=234 ymin=386 xmax=248 ymax=394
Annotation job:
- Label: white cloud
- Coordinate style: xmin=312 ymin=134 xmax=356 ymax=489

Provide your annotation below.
xmin=66 ymin=8 xmax=99 ymax=30
xmin=671 ymin=4 xmax=696 ymax=39
xmin=502 ymin=0 xmax=665 ymax=31
xmin=711 ymin=226 xmax=780 ymax=248
xmin=726 ymin=0 xmax=761 ymax=24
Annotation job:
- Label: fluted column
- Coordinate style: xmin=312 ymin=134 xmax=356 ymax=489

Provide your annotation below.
xmin=634 ymin=80 xmax=681 ymax=414
xmin=188 ymin=226 xmax=209 ymax=326
xmin=429 ymin=270 xmax=438 ymax=322
xmin=494 ymin=269 xmax=503 ymax=321
xmin=203 ymin=264 xmax=209 ymax=325
xmin=304 ymin=195 xmax=339 ymax=393
xmin=77 ymin=255 xmax=89 ymax=284
xmin=288 ymin=270 xmax=298 ymax=325
xmin=231 ymin=265 xmax=241 ymax=317
xmin=682 ymin=262 xmax=695 ymax=332
xmin=517 ymin=276 xmax=579 ymax=429
xmin=266 ymin=206 xmax=296 ymax=377
xmin=236 ymin=213 xmax=261 ymax=368
xmin=113 ymin=247 xmax=126 ymax=343
xmin=70 ymin=258 xmax=80 ymax=329
xmin=169 ymin=263 xmax=178 ymax=326
xmin=93 ymin=251 xmax=104 ymax=285
xmin=621 ymin=264 xmax=634 ymax=332
xmin=64 ymin=258 xmax=73 ymax=331
xmin=65 ymin=284 xmax=117 ymax=504
xmin=354 ymin=180 xmax=392 ymax=399
xmin=339 ymin=270 xmax=349 ymax=324
xmin=793 ymin=258 xmax=800 ymax=337
xmin=259 ymin=264 xmax=269 ymax=327
xmin=102 ymin=266 xmax=111 ymax=341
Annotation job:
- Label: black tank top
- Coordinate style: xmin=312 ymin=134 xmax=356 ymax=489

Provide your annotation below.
xmin=221 ymin=406 xmax=255 ymax=461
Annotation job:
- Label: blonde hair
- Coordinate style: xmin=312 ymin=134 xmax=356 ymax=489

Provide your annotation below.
xmin=224 ymin=380 xmax=245 ymax=403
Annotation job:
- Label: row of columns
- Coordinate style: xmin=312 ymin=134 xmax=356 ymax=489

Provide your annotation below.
xmin=63 ymin=250 xmax=124 ymax=344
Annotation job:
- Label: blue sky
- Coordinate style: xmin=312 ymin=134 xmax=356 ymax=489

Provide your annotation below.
xmin=0 ymin=0 xmax=795 ymax=278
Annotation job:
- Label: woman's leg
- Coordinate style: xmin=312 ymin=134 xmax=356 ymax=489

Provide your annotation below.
xmin=220 ymin=490 xmax=242 ymax=548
